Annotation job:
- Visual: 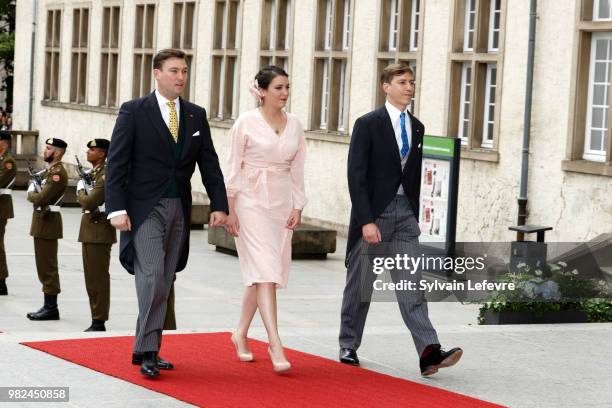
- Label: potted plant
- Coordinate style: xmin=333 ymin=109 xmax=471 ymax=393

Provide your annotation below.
xmin=478 ymin=262 xmax=612 ymax=324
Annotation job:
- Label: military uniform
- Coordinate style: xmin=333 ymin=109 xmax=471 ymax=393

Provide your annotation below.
xmin=27 ymin=160 xmax=68 ymax=296
xmin=0 ymin=135 xmax=16 ymax=295
xmin=77 ymin=160 xmax=116 ymax=327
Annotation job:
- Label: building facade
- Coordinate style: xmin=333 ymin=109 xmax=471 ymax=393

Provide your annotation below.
xmin=12 ymin=0 xmax=612 ymax=242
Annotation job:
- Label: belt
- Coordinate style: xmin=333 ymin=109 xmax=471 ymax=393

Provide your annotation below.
xmin=243 ymin=163 xmax=291 ymax=208
xmin=84 ymin=205 xmax=106 ymax=214
xmin=0 ymin=188 xmax=11 ymax=195
xmin=35 ymin=205 xmax=60 ymax=212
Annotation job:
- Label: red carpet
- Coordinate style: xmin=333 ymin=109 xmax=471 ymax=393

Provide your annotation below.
xmin=22 ymin=333 xmax=502 ymax=408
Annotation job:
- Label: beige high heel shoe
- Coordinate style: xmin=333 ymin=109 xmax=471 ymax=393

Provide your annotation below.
xmin=268 ymin=346 xmax=291 ymax=373
xmin=231 ymin=332 xmax=254 ymax=362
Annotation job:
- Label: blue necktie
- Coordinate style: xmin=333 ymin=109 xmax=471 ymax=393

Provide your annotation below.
xmin=400 ymin=112 xmax=410 ymax=158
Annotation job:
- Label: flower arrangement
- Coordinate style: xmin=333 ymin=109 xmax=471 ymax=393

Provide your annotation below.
xmin=478 ymin=261 xmax=612 ymax=324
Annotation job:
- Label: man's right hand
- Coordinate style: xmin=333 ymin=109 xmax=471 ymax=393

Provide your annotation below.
xmin=362 ymin=223 xmax=381 ymax=244
xmin=111 ymin=214 xmax=132 ymax=231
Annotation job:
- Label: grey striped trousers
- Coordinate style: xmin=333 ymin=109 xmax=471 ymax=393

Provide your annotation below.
xmin=339 ymin=195 xmax=439 ymax=356
xmin=133 ymin=198 xmax=185 ymax=353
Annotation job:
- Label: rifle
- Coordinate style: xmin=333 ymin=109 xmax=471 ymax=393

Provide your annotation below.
xmin=75 ymin=155 xmax=94 ymax=192
xmin=26 ymin=159 xmax=43 ymax=193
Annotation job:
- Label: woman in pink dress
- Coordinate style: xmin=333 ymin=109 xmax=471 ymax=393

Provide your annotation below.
xmin=224 ymin=66 xmax=307 ymax=373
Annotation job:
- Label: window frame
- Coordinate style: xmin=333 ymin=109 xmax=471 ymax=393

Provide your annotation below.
xmin=311 ymin=0 xmax=353 ymax=134
xmin=132 ymin=2 xmax=157 ymax=99
xmin=594 ymin=0 xmax=612 ymax=21
xmin=172 ymin=1 xmax=198 ymax=101
xmin=70 ymin=6 xmax=90 ymax=104
xmin=43 ymin=8 xmax=63 ymax=102
xmin=565 ymin=0 xmax=612 ymax=173
xmin=99 ymin=4 xmax=121 ymax=107
xmin=259 ymin=0 xmax=293 ymax=77
xmin=210 ymin=0 xmax=243 ymax=122
xmin=487 ymin=0 xmax=501 ymax=52
xmin=584 ymin=32 xmax=612 ymax=162
xmin=448 ymin=0 xmax=506 ymax=157
xmin=375 ymin=0 xmax=424 ymax=114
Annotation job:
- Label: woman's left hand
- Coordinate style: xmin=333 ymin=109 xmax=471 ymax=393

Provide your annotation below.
xmin=286 ymin=209 xmax=302 ymax=230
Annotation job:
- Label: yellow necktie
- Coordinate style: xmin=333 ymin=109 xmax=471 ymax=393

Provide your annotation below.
xmin=167 ymin=101 xmax=179 ymax=142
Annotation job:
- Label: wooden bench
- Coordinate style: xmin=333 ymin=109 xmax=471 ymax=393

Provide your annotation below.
xmin=208 ymin=223 xmax=337 ymax=259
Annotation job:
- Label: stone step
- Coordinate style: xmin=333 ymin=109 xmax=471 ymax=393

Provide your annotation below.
xmin=208 ymin=223 xmax=337 ymax=259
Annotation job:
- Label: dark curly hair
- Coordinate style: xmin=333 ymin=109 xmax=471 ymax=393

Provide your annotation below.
xmin=255 ymin=65 xmax=289 ymax=90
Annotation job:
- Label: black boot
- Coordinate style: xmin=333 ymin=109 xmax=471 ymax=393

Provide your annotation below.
xmin=84 ymin=319 xmax=106 ymax=332
xmin=140 ymin=351 xmax=160 ymax=378
xmin=27 ymin=294 xmax=60 ymax=321
xmin=0 ymin=279 xmax=7 ymax=296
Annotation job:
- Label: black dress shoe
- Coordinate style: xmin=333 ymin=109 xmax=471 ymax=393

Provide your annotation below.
xmin=27 ymin=305 xmax=60 ymax=321
xmin=339 ymin=348 xmax=360 ymax=366
xmin=132 ymin=352 xmax=174 ymax=370
xmin=140 ymin=351 xmax=160 ymax=378
xmin=419 ymin=344 xmax=463 ymax=376
xmin=84 ymin=320 xmax=106 ymax=332
xmin=0 ymin=280 xmax=7 ymax=295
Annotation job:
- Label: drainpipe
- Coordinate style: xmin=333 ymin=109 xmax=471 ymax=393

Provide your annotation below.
xmin=28 ymin=0 xmax=37 ymax=131
xmin=517 ymin=0 xmax=537 ymax=241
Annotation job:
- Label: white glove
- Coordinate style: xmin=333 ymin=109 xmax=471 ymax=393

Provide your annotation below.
xmin=77 ymin=180 xmax=85 ymax=192
xmin=27 ymin=183 xmax=35 ymax=193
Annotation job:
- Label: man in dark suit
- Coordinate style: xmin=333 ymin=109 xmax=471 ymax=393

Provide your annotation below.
xmin=106 ymin=49 xmax=228 ymax=378
xmin=339 ymin=63 xmax=462 ymax=376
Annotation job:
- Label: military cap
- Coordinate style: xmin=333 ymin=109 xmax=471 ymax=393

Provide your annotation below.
xmin=87 ymin=138 xmax=110 ymax=150
xmin=0 ymin=131 xmax=10 ymax=141
xmin=46 ymin=138 xmax=68 ymax=148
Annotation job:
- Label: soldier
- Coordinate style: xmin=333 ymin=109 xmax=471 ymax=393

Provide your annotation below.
xmin=0 ymin=131 xmax=17 ymax=296
xmin=26 ymin=138 xmax=68 ymax=320
xmin=76 ymin=139 xmax=116 ymax=332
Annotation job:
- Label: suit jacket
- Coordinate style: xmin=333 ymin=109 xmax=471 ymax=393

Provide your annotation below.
xmin=77 ymin=164 xmax=117 ymax=244
xmin=27 ymin=162 xmax=68 ymax=239
xmin=0 ymin=154 xmax=16 ymax=219
xmin=106 ymin=92 xmax=229 ymax=274
xmin=346 ymin=106 xmax=424 ymax=264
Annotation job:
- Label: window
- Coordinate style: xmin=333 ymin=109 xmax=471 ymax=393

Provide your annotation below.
xmin=449 ymin=0 xmax=505 ymax=151
xmin=584 ymin=33 xmax=611 ymax=161
xmin=594 ymin=0 xmax=612 ymax=20
xmin=211 ymin=0 xmax=241 ymax=121
xmin=458 ymin=63 xmax=472 ymax=143
xmin=133 ymin=3 xmax=156 ymax=99
xmin=488 ymin=0 xmax=501 ymax=52
xmin=376 ymin=0 xmax=422 ymax=112
xmin=463 ymin=0 xmax=476 ymax=52
xmin=70 ymin=8 xmax=89 ymax=104
xmin=312 ymin=0 xmax=352 ymax=132
xmin=565 ymin=1 xmax=612 ymax=169
xmin=100 ymin=6 xmax=120 ymax=107
xmin=260 ymin=0 xmax=292 ymax=73
xmin=482 ymin=64 xmax=497 ymax=147
xmin=44 ymin=9 xmax=62 ymax=101
xmin=173 ymin=1 xmax=197 ymax=101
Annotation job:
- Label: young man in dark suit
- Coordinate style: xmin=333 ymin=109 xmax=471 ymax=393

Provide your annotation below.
xmin=106 ymin=49 xmax=228 ymax=378
xmin=339 ymin=63 xmax=462 ymax=376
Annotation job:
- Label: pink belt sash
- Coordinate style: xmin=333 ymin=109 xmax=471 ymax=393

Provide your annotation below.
xmin=242 ymin=162 xmax=290 ymax=208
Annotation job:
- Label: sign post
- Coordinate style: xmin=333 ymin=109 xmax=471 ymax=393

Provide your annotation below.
xmin=419 ymin=136 xmax=461 ymax=257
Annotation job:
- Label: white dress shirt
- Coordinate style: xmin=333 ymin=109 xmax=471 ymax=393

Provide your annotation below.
xmin=385 ymin=100 xmax=412 ymax=196
xmin=108 ymin=89 xmax=181 ymax=220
